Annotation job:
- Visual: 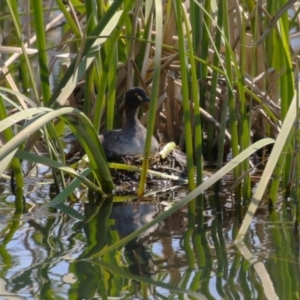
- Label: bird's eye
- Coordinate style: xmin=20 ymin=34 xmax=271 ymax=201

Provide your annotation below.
xmin=135 ymin=93 xmax=143 ymax=101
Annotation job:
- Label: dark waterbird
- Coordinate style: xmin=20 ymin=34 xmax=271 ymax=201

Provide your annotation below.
xmin=99 ymin=87 xmax=159 ymax=160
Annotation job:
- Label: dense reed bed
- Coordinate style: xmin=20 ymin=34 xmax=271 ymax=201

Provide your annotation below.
xmin=0 ymin=0 xmax=299 ymax=248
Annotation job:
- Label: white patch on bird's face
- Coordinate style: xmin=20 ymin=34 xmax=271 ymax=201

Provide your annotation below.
xmin=135 ymin=93 xmax=143 ymax=101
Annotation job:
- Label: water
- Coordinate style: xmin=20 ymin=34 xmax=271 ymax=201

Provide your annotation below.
xmin=0 ymin=175 xmax=299 ymax=299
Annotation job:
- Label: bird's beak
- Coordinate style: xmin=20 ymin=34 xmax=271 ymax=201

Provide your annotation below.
xmin=143 ymin=95 xmax=150 ymax=102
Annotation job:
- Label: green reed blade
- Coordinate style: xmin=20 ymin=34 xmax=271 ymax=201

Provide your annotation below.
xmin=236 ymin=82 xmax=300 ymax=240
xmin=32 ymin=0 xmax=51 ymax=104
xmin=6 ymin=0 xmax=39 ymax=102
xmin=138 ymin=0 xmax=163 ymax=196
xmin=266 ymin=0 xmax=295 ymax=197
xmin=0 ymin=93 xmax=24 ymax=188
xmin=184 ymin=3 xmax=203 ymax=186
xmin=172 ymin=0 xmax=195 ymax=192
xmin=56 ymin=0 xmax=81 ymax=38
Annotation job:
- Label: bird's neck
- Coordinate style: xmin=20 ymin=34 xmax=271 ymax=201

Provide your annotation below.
xmin=125 ymin=106 xmax=140 ymax=125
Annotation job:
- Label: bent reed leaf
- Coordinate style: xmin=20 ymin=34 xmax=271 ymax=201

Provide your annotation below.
xmin=16 ymin=150 xmax=102 ymax=194
xmin=0 ymin=107 xmax=113 ymax=192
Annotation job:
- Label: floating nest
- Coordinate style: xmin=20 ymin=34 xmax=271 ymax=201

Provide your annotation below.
xmin=108 ymin=144 xmax=188 ymax=191
xmin=67 ymin=141 xmax=188 ymax=194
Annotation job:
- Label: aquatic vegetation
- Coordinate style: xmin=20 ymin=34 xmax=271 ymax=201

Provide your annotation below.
xmin=0 ymin=1 xmax=300 ymax=298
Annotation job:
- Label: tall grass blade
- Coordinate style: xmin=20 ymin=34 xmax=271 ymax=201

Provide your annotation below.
xmin=266 ymin=0 xmax=295 ymax=196
xmin=184 ymin=3 xmax=203 ymax=185
xmin=236 ymin=82 xmax=300 ymax=240
xmin=0 ymin=93 xmax=24 ymax=187
xmin=238 ymin=1 xmax=251 ymax=199
xmin=222 ymin=0 xmax=239 ymax=180
xmin=5 ymin=0 xmax=39 ymax=102
xmin=138 ymin=0 xmax=163 ymax=196
xmin=56 ymin=0 xmax=81 ymax=38
xmin=32 ymin=1 xmax=51 ymax=104
xmin=172 ymin=0 xmax=195 ymax=191
xmin=207 ymin=1 xmax=223 ymax=162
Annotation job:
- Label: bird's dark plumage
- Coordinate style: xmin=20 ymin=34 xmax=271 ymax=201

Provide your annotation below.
xmin=99 ymin=87 xmax=159 ymax=160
